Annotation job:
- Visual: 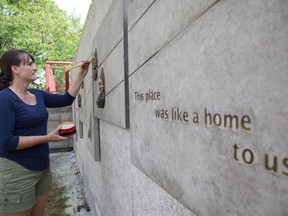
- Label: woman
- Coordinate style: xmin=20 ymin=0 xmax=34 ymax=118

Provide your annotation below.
xmin=0 ymin=49 xmax=90 ymax=216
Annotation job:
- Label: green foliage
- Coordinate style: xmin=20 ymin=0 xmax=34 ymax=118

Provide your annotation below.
xmin=0 ymin=0 xmax=83 ymax=89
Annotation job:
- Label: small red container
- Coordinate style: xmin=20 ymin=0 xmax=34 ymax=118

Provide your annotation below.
xmin=58 ymin=122 xmax=77 ymax=137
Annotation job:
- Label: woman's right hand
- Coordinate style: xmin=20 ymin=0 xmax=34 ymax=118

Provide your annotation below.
xmin=17 ymin=126 xmax=70 ymax=150
xmin=46 ymin=126 xmax=69 ymax=142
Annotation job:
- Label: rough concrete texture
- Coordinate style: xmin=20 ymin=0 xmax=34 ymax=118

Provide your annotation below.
xmin=71 ymin=0 xmax=288 ymax=215
xmin=130 ymin=0 xmax=288 ymax=215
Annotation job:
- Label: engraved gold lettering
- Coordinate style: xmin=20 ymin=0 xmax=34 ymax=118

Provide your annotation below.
xmin=233 ymin=143 xmax=240 ymax=161
xmin=204 ymin=108 xmax=212 ymax=125
xmin=282 ymin=158 xmax=288 ymax=176
xmin=241 ymin=115 xmax=251 ymax=131
xmin=204 ymin=108 xmax=252 ymax=131
xmin=171 ymin=107 xmax=188 ymax=122
xmin=155 ymin=109 xmax=168 ymax=119
xmin=213 ymin=113 xmax=222 ymax=126
xmin=134 ymin=91 xmax=144 ymax=100
xmin=242 ymin=149 xmax=254 ymax=164
xmin=224 ymin=114 xmax=239 ymax=130
xmin=145 ymin=90 xmax=160 ymax=102
xmin=233 ymin=144 xmax=254 ymax=164
xmin=193 ymin=112 xmax=199 ymax=124
xmin=264 ymin=154 xmax=288 ymax=177
xmin=264 ymin=154 xmax=278 ymax=173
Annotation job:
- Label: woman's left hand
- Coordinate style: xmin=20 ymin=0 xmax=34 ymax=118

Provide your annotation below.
xmin=67 ymin=60 xmax=91 ymax=97
xmin=79 ymin=60 xmax=91 ymax=77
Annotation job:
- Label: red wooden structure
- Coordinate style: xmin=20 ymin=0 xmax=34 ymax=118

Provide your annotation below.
xmin=45 ymin=61 xmax=72 ymax=93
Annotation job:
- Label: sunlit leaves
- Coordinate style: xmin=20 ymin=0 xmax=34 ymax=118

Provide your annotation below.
xmin=0 ymin=0 xmax=83 ymax=89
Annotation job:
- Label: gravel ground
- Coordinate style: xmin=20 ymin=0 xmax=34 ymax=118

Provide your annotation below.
xmin=50 ymin=151 xmax=92 ymax=216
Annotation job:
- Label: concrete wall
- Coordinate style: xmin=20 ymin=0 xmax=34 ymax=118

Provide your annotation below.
xmin=71 ymin=0 xmax=288 ymax=215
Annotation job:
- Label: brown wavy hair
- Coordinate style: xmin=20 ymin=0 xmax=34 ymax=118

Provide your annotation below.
xmin=0 ymin=49 xmax=34 ymax=91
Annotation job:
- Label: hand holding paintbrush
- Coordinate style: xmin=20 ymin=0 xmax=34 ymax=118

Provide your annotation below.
xmin=69 ymin=57 xmax=96 ymax=70
xmin=67 ymin=57 xmax=94 ymax=97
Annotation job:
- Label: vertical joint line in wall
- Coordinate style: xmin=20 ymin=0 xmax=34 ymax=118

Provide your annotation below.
xmin=96 ymin=118 xmax=101 ymax=161
xmin=123 ymin=0 xmax=130 ymax=129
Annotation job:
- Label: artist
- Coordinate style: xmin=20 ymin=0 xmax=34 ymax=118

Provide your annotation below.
xmin=0 ymin=49 xmax=90 ymax=216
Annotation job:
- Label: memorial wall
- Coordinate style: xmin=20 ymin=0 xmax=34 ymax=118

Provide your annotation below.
xmin=72 ymin=0 xmax=288 ymax=215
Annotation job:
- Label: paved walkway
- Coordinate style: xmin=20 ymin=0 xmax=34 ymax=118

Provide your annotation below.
xmin=50 ymin=151 xmax=92 ymax=216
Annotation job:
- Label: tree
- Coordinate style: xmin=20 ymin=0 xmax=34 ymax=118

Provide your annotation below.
xmin=0 ymin=0 xmax=83 ymax=89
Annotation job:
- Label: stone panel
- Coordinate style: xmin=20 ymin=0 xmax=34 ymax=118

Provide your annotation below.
xmin=128 ymin=0 xmax=155 ymax=29
xmin=130 ymin=0 xmax=288 ymax=215
xmin=77 ymin=90 xmax=87 ymax=124
xmin=93 ymin=42 xmax=126 ymax=128
xmin=90 ymin=0 xmax=127 ymax=128
xmin=128 ymin=0 xmax=218 ymax=74
xmin=92 ymin=0 xmax=123 ymax=67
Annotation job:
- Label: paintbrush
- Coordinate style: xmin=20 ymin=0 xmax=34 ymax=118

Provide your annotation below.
xmin=69 ymin=57 xmax=96 ymax=70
